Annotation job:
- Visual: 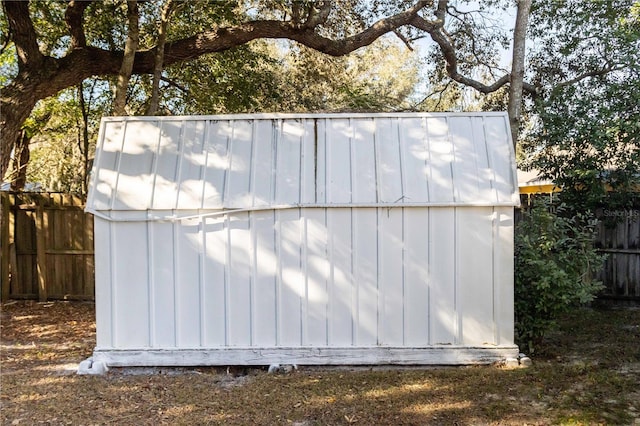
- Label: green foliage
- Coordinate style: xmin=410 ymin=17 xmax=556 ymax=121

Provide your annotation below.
xmin=523 ymin=73 xmax=640 ymax=214
xmin=522 ymin=0 xmax=640 ymax=215
xmin=514 ymin=201 xmax=605 ymax=354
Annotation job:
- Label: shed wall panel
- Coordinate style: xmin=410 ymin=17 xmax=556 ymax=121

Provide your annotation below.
xmin=149 ymin=219 xmax=176 ymax=347
xmin=353 ymin=209 xmax=378 ymax=346
xmin=457 ymin=207 xmax=495 ymax=345
xmin=112 ymin=219 xmax=150 ymax=348
xmin=93 ymin=219 xmax=113 ymax=348
xmin=202 ymin=216 xmax=228 ymax=346
xmin=403 ymin=208 xmax=430 ymax=346
xmin=95 ymin=206 xmax=511 ymax=352
xmin=494 ymin=207 xmax=515 ymax=345
xmin=428 ymin=208 xmax=457 ymax=345
xmin=327 ymin=209 xmax=355 ymax=346
xmin=175 ymin=215 xmax=203 ymax=347
xmin=303 ymin=209 xmax=330 ymax=346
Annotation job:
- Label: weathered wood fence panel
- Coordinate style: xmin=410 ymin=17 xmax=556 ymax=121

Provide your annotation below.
xmin=596 ymin=208 xmax=640 ymax=301
xmin=1 ymin=192 xmax=94 ymax=301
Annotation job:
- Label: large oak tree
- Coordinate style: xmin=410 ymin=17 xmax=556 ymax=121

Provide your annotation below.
xmin=1 ymin=0 xmax=535 ymax=183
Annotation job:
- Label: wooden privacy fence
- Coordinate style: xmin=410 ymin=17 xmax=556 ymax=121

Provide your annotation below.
xmin=595 ymin=208 xmax=640 ymax=301
xmin=1 ymin=192 xmax=94 ymax=301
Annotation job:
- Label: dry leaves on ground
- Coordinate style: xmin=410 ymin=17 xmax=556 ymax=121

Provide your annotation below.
xmin=1 ymin=301 xmax=639 ymax=425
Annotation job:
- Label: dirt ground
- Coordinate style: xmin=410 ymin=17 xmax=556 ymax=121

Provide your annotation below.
xmin=1 ymin=301 xmax=639 ymax=425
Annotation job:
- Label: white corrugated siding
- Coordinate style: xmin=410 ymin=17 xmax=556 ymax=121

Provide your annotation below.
xmin=87 ymin=113 xmax=519 ymax=214
xmin=94 ymin=207 xmax=513 ymax=349
xmin=87 ymin=113 xmax=518 ymax=366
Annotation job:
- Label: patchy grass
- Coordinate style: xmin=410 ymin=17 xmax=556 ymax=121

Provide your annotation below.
xmin=1 ymin=301 xmax=639 ymax=425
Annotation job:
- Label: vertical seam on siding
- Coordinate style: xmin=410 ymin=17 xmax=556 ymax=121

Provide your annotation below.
xmin=172 ymin=220 xmax=179 ymax=347
xmin=454 ymin=207 xmax=460 ymax=345
xmin=250 ymin=120 xmax=258 ymax=208
xmin=301 ymin=210 xmax=308 ymax=346
xmin=224 ymin=215 xmax=231 ymax=346
xmin=298 ymin=209 xmax=304 ymax=346
xmin=313 ymin=119 xmax=318 ymax=204
xmin=323 ymin=209 xmax=329 ymax=346
xmin=275 ymin=211 xmax=280 ymax=346
xmin=327 ymin=210 xmax=334 ymax=346
xmin=372 ymin=119 xmax=380 ymax=203
xmin=272 ymin=120 xmax=280 ymax=204
xmin=401 ymin=207 xmax=406 ymax=346
xmin=222 ymin=121 xmax=234 ymax=207
xmin=174 ymin=121 xmax=187 ymax=209
xmin=349 ymin=118 xmax=354 ymax=203
xmin=110 ymin=122 xmax=128 ymax=210
xmin=198 ymin=217 xmax=205 ymax=347
xmin=351 ymin=208 xmax=357 ymax=346
xmin=149 ymin=121 xmax=162 ymax=210
xmin=248 ymin=212 xmax=255 ymax=347
xmin=422 ymin=117 xmax=431 ymax=203
xmin=397 ymin=118 xmax=406 ymax=202
xmin=492 ymin=207 xmax=498 ymax=345
xmin=109 ymin=221 xmax=116 ymax=348
xmin=199 ymin=121 xmax=212 ymax=209
xmin=469 ymin=116 xmax=482 ymax=195
xmin=446 ymin=117 xmax=457 ymax=203
xmin=147 ymin=220 xmax=154 ymax=348
xmin=376 ymin=208 xmax=382 ymax=345
xmin=298 ymin=120 xmax=304 ymax=205
xmin=201 ymin=217 xmax=209 ymax=347
xmin=482 ymin=118 xmax=499 ymax=203
xmin=427 ymin=208 xmax=432 ymax=345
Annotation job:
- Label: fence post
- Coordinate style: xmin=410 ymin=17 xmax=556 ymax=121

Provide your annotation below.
xmin=1 ymin=193 xmax=10 ymax=302
xmin=35 ymin=201 xmax=48 ymax=302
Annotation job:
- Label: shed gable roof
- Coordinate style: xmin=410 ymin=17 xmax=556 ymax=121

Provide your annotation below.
xmin=87 ymin=112 xmax=519 ymax=214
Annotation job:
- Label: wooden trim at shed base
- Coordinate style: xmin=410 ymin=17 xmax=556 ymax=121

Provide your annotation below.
xmin=93 ymin=346 xmax=520 ymax=367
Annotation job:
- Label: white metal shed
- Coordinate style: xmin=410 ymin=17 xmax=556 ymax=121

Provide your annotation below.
xmin=85 ymin=112 xmax=520 ymax=369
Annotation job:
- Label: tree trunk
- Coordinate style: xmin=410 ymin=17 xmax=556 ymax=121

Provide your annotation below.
xmin=78 ymin=81 xmax=91 ymax=196
xmin=1 ymin=86 xmax=39 ymax=184
xmin=147 ymin=0 xmax=178 ymax=115
xmin=10 ymin=131 xmax=30 ymax=191
xmin=113 ymin=0 xmax=140 ymax=116
xmin=507 ymin=0 xmax=532 ymax=148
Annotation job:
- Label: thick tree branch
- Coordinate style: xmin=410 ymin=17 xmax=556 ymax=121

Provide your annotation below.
xmin=410 ymin=14 xmax=537 ymax=97
xmin=138 ymin=0 xmax=432 ymax=69
xmin=2 ymin=0 xmax=42 ymax=67
xmin=555 ymin=65 xmax=624 ymax=89
xmin=64 ymin=0 xmax=93 ymax=49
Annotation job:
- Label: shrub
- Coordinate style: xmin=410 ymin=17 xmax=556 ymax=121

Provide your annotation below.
xmin=514 ymin=201 xmax=605 ymax=354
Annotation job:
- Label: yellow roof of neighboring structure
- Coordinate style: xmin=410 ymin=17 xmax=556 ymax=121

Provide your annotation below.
xmin=517 ymin=169 xmax=560 ymax=194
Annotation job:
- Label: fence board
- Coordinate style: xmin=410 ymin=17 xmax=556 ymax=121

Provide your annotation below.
xmin=1 ymin=193 xmax=9 ymax=300
xmin=0 ymin=192 xmax=95 ymax=301
xmin=596 ymin=207 xmax=640 ymax=301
